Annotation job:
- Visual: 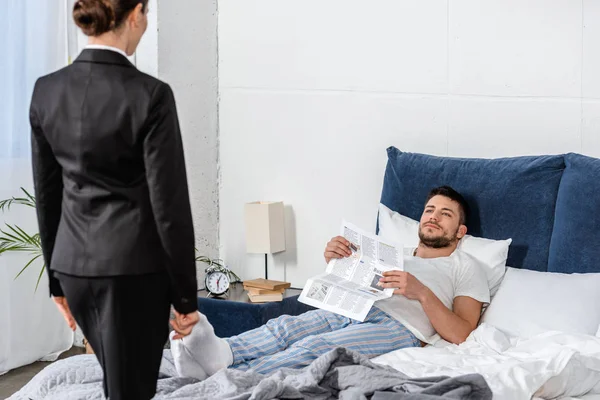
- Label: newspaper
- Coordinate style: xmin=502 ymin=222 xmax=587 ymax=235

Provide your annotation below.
xmin=298 ymin=221 xmax=404 ymax=321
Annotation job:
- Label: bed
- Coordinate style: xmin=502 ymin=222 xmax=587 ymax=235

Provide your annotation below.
xmin=372 ymin=148 xmax=600 ymax=399
xmin=10 ymin=148 xmax=600 ymax=399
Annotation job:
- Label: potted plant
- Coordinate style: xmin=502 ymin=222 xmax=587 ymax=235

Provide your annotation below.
xmin=0 ymin=188 xmax=45 ymax=290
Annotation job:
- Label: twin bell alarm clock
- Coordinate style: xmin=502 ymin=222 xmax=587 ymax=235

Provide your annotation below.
xmin=205 ymin=265 xmax=231 ymax=297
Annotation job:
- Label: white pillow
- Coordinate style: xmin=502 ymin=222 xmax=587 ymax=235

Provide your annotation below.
xmin=378 ymin=203 xmax=512 ymax=296
xmin=481 ymin=267 xmax=600 ymax=338
xmin=378 ymin=203 xmax=420 ymax=248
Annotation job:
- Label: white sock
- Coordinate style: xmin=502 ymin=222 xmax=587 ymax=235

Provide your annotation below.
xmin=180 ymin=312 xmax=234 ymax=376
xmin=169 ymin=330 xmax=208 ymax=380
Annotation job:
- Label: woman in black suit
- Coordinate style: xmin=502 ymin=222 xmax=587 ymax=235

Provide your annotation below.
xmin=29 ymin=1 xmax=199 ymax=398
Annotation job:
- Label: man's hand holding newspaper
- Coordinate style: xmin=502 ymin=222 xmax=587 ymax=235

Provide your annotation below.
xmin=298 ymin=221 xmax=404 ymax=321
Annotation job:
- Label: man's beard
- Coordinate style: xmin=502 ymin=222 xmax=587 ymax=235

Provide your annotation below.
xmin=418 ymin=225 xmax=459 ymax=249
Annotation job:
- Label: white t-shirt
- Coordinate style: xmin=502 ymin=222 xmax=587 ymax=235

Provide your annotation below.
xmin=375 ymin=249 xmax=490 ymax=343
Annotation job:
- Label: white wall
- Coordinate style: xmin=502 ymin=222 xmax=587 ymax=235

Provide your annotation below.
xmin=135 ymin=0 xmax=159 ymax=77
xmin=157 ymin=0 xmax=219 ymax=287
xmin=218 ymin=0 xmax=600 ymax=287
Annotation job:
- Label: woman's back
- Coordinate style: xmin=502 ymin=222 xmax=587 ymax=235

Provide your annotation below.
xmin=30 ymin=48 xmax=194 ymax=281
xmin=30 ymin=2 xmax=199 ymax=398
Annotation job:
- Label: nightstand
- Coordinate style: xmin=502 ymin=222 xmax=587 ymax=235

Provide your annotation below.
xmin=197 ymin=283 xmax=315 ymax=338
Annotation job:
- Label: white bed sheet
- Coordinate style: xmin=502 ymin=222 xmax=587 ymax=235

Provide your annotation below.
xmin=372 ymin=323 xmax=600 ymax=400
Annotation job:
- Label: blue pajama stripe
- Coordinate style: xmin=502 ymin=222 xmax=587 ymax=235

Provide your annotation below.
xmin=225 ymin=307 xmax=420 ymax=375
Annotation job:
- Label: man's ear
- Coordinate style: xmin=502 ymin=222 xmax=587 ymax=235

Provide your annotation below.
xmin=457 ymin=224 xmax=467 ymax=239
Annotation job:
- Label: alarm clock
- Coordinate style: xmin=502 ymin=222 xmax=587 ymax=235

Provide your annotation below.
xmin=205 ymin=268 xmax=230 ymax=297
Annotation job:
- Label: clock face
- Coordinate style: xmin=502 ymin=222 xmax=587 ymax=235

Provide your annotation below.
xmin=205 ymin=271 xmax=230 ymax=295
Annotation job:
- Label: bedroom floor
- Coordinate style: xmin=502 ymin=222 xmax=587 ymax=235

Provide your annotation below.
xmin=0 ymin=346 xmax=85 ymax=400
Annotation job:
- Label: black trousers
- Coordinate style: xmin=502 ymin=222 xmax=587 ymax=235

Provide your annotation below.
xmin=56 ymin=271 xmax=171 ymax=400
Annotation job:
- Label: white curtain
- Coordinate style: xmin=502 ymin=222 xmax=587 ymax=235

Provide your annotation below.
xmin=0 ymin=0 xmax=74 ymax=375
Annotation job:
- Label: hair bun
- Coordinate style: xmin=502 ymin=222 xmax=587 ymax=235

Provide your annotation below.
xmin=73 ymin=0 xmax=116 ymax=36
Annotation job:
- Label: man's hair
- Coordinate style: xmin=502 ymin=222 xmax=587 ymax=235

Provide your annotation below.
xmin=425 ymin=186 xmax=469 ymax=226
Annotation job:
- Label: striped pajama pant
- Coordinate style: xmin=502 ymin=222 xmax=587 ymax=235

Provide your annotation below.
xmin=225 ymin=307 xmax=420 ymax=375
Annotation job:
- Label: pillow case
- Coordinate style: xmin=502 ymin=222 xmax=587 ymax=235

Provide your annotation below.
xmin=380 ymin=147 xmax=565 ymax=271
xmin=378 ymin=203 xmax=511 ymax=296
xmin=377 ymin=203 xmax=420 ymax=248
xmin=481 ymin=267 xmax=600 ymax=338
xmin=548 ymin=153 xmax=600 ymax=274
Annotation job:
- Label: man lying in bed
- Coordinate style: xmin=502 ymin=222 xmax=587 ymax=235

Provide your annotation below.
xmin=169 ymin=186 xmax=490 ymax=379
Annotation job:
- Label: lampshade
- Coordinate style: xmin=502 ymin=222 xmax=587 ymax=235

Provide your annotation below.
xmin=244 ymin=201 xmax=286 ymax=254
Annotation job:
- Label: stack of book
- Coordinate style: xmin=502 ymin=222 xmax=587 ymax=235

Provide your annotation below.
xmin=244 ymin=278 xmax=291 ymax=303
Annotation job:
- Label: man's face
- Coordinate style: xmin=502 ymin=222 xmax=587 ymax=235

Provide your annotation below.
xmin=418 ymin=195 xmax=466 ymax=248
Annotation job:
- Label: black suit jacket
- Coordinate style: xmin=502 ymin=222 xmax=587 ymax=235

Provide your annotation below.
xmin=29 ymin=49 xmax=198 ymax=314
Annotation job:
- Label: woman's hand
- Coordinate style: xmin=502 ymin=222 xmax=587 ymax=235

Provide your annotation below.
xmin=170 ymin=310 xmax=200 ymax=340
xmin=52 ymin=296 xmax=77 ymax=331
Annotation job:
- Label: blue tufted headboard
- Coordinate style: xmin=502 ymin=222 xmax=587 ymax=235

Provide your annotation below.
xmin=379 ymin=147 xmax=600 ymax=274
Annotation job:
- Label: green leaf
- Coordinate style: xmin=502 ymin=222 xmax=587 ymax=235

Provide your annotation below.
xmin=0 ymin=188 xmax=42 ymax=291
xmin=0 ymin=191 xmax=36 ymax=212
xmin=0 ymin=225 xmax=41 ymax=249
xmin=14 ymin=254 xmax=43 ymax=280
xmin=35 ymin=263 xmax=45 ymax=293
xmin=1 ymin=227 xmax=28 ymax=244
xmin=0 ymin=243 xmax=31 ymax=253
xmin=21 ymin=188 xmax=36 ymax=207
xmin=9 ymin=225 xmax=37 ymax=246
xmin=0 ymin=229 xmax=20 ymax=243
xmin=0 ymin=228 xmax=42 ymax=254
xmin=0 ymin=243 xmax=32 ymax=253
xmin=30 ymin=233 xmax=41 ymax=247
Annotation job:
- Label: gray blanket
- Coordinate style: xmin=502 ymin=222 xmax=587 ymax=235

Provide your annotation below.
xmin=10 ymin=348 xmax=491 ymax=400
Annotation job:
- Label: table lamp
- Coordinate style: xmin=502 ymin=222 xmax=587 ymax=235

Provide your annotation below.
xmin=244 ymin=201 xmax=286 ymax=279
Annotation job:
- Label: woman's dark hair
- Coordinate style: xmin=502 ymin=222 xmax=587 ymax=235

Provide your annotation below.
xmin=426 ymin=186 xmax=470 ymax=226
xmin=73 ymin=0 xmax=147 ymax=36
